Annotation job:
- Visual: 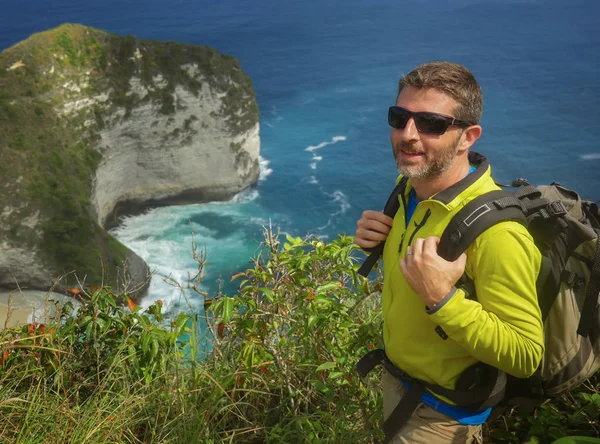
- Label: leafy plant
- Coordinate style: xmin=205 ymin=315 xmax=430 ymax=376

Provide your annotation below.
xmin=207 ymin=230 xmax=384 ymax=441
xmin=0 ymin=230 xmax=597 ymax=443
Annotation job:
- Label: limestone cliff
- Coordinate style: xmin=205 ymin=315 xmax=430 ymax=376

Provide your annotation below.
xmin=0 ymin=24 xmax=260 ymax=297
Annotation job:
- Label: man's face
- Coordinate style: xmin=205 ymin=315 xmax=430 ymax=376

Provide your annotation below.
xmin=391 ymin=86 xmax=465 ymax=180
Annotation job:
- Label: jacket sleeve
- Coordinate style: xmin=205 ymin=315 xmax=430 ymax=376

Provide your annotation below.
xmin=427 ymin=222 xmax=544 ymax=378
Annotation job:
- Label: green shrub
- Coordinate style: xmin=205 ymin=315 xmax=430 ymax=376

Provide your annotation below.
xmin=0 ymin=230 xmax=597 ymax=443
xmin=207 ymin=232 xmax=384 ymax=442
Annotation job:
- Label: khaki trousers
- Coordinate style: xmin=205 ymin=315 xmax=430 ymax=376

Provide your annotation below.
xmin=382 ymin=370 xmax=483 ymax=444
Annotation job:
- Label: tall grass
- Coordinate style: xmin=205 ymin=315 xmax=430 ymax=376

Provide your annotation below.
xmin=0 ymin=229 xmax=598 ymax=443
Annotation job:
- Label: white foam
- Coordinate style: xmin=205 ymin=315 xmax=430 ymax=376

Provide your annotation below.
xmin=312 ymin=155 xmax=323 ymax=161
xmin=310 ymin=162 xmax=317 ymax=170
xmin=331 ymin=190 xmax=351 ymax=214
xmin=249 ymin=216 xmax=268 ymax=225
xmin=305 ymin=135 xmax=347 ymax=152
xmin=315 ymin=190 xmax=351 ymax=233
xmin=108 ymin=192 xmax=267 ymax=311
xmin=259 ymin=156 xmax=273 ymax=181
xmin=580 ymin=153 xmax=600 ymax=160
xmin=230 ymin=188 xmax=260 ymax=203
xmin=109 ymin=220 xmax=200 ymax=311
xmin=308 ymin=176 xmax=319 ymax=184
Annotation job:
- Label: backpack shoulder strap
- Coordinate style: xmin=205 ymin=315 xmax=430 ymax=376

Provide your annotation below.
xmin=358 ymin=176 xmax=408 ymax=277
xmin=577 ymin=227 xmax=600 ymax=337
xmin=438 ymin=190 xmax=528 ymax=262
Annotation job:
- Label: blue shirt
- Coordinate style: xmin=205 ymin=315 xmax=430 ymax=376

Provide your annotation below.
xmin=404 ymin=165 xmax=491 ymax=425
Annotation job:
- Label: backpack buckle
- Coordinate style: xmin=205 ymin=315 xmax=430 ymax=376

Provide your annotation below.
xmin=547 ymin=201 xmax=567 ymax=217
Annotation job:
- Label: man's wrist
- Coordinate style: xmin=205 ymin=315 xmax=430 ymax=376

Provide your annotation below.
xmin=426 ymin=287 xmax=458 ymax=314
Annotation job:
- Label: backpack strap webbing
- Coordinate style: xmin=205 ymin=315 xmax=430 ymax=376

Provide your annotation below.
xmin=356 ymin=349 xmax=506 ymax=442
xmin=358 ymin=177 xmax=409 ymax=277
xmin=577 ymin=228 xmax=600 ymax=337
xmin=438 ymin=190 xmax=528 ymax=262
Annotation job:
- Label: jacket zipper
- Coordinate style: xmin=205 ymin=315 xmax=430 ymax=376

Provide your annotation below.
xmin=398 ymin=191 xmax=408 ymax=253
xmin=406 ymin=208 xmax=432 ymax=248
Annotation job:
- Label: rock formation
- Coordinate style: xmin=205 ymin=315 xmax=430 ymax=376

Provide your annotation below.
xmin=0 ymin=24 xmax=260 ymax=298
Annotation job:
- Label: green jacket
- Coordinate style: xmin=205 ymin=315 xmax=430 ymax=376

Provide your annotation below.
xmin=382 ymin=152 xmax=544 ymax=394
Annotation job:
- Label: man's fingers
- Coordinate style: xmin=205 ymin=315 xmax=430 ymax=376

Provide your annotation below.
xmin=357 ymin=219 xmax=392 ymax=236
xmin=355 ymin=238 xmax=381 ymax=249
xmin=361 ymin=210 xmax=394 ymax=228
xmin=355 ymin=228 xmax=388 ymax=243
xmin=456 ymin=252 xmax=467 ymax=267
xmin=412 ymin=238 xmax=424 ymax=256
xmin=355 ymin=210 xmax=395 ymax=249
xmin=423 ymin=236 xmax=440 ymax=256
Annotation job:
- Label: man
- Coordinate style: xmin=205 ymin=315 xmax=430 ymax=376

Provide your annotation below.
xmin=354 ymin=61 xmax=544 ymax=443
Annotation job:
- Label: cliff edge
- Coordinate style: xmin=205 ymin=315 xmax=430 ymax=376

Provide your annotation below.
xmin=0 ymin=24 xmax=260 ymax=298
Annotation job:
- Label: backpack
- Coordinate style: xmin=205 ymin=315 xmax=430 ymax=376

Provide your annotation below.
xmin=358 ymin=178 xmax=600 ymax=402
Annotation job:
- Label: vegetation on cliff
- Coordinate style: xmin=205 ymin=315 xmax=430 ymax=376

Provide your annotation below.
xmin=0 ymin=233 xmax=597 ymax=443
xmin=0 ymin=24 xmax=259 ymax=291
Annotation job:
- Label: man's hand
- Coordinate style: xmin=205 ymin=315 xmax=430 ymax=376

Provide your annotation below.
xmin=355 ymin=210 xmax=394 ymax=249
xmin=399 ymin=236 xmax=467 ymax=308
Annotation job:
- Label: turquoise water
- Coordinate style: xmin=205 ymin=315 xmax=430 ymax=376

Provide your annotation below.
xmin=2 ymin=0 xmax=599 ymax=311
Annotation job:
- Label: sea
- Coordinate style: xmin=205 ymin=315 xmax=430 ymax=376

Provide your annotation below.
xmin=2 ymin=0 xmax=599 ymax=313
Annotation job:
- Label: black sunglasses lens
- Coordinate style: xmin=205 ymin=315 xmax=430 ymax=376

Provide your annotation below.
xmin=388 ymin=107 xmax=409 ymax=129
xmin=389 ymin=107 xmax=453 ymax=135
xmin=415 ymin=113 xmax=449 ymax=135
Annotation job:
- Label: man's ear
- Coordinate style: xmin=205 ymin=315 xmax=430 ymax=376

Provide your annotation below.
xmin=458 ymin=125 xmax=482 ymax=153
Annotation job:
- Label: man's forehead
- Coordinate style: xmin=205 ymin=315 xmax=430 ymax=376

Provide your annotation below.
xmin=396 ymin=86 xmax=457 ymax=115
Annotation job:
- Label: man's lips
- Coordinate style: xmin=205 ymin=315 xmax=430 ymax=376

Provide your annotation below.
xmin=399 ymin=149 xmax=424 ymax=158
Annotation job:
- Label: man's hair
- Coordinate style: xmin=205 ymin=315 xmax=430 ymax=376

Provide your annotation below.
xmin=398 ymin=61 xmax=483 ymax=124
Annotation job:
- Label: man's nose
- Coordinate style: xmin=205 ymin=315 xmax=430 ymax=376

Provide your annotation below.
xmin=401 ymin=117 xmax=419 ymax=141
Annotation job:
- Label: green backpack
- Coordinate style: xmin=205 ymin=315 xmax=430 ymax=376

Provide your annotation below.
xmin=359 ymin=178 xmax=600 ymax=401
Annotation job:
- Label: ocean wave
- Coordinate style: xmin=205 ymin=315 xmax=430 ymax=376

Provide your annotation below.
xmin=107 ymin=224 xmax=201 ymax=312
xmin=331 ymin=190 xmax=351 ymax=214
xmin=248 ymin=216 xmax=268 ymax=226
xmin=312 ymin=155 xmax=323 ymax=161
xmin=315 ymin=190 xmax=351 ymax=233
xmin=580 ymin=153 xmax=600 ymax=160
xmin=309 ymin=176 xmax=319 ymax=184
xmin=305 ymin=135 xmax=347 ymax=152
xmin=259 ymin=156 xmax=273 ymax=181
xmin=310 ymin=162 xmax=317 ymax=170
xmin=230 ymin=188 xmax=260 ymax=203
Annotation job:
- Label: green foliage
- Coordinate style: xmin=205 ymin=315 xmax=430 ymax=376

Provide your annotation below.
xmin=489 ymin=375 xmax=600 ymax=443
xmin=52 ymin=30 xmax=78 ymax=66
xmin=0 ymin=23 xmax=259 ymax=291
xmin=0 ymin=288 xmax=194 ymax=443
xmin=207 ymin=232 xmax=384 ymax=442
xmin=0 ymin=231 xmax=597 ymax=442
xmin=1 ymin=290 xmax=188 ymax=394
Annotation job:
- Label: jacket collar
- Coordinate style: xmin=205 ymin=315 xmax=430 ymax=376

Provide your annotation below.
xmin=433 ymin=151 xmax=490 ymax=205
xmin=403 ymin=151 xmax=492 ymax=208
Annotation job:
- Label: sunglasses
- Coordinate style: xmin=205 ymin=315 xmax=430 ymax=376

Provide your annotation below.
xmin=388 ymin=106 xmax=473 ymax=135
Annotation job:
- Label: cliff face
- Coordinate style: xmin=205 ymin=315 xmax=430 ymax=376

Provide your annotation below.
xmin=0 ymin=24 xmax=260 ymax=297
xmin=92 ymin=75 xmax=260 ymax=228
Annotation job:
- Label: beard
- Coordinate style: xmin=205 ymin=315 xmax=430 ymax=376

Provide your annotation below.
xmin=394 ymin=135 xmax=461 ymax=180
